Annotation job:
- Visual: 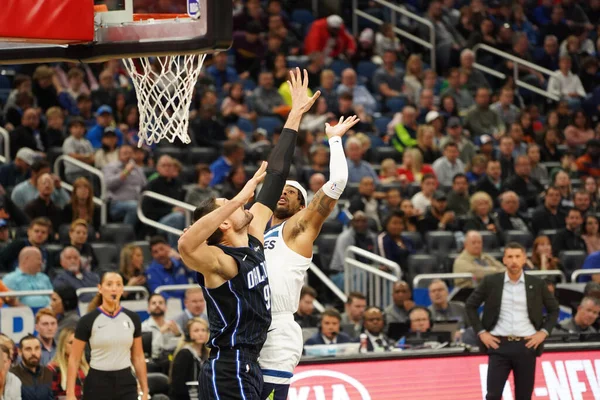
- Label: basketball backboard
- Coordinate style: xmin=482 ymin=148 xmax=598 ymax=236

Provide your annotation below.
xmin=0 ymin=0 xmax=231 ymax=64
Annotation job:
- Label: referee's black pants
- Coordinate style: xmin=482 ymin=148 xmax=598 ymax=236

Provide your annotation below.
xmin=83 ymin=368 xmax=138 ymax=400
xmin=486 ymin=337 xmax=537 ymax=400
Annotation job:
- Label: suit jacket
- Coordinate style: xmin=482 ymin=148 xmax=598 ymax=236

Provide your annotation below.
xmin=465 ymin=272 xmax=559 ymax=356
xmin=474 ymin=177 xmax=503 ymax=207
xmin=304 ymin=332 xmax=354 ymax=346
xmin=365 ymin=333 xmax=394 ymax=352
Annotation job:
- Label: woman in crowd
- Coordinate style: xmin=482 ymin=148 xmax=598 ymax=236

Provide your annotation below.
xmin=527 ymin=144 xmax=548 ymax=182
xmin=565 ymin=110 xmax=595 ymax=147
xmin=67 ymin=271 xmax=148 ymax=400
xmin=379 ymin=159 xmax=401 ymax=184
xmin=582 ymin=215 xmax=600 ymax=254
xmin=49 ymin=327 xmax=89 ymax=399
xmin=400 ymin=199 xmax=419 ymax=231
xmin=168 ymin=318 xmax=210 ymax=400
xmin=526 ymin=236 xmax=561 ymax=271
xmin=397 ymin=147 xmax=435 ymax=184
xmin=377 ymin=210 xmax=414 ymax=275
xmin=540 ymin=128 xmax=564 ymax=163
xmin=552 ymin=170 xmax=574 ymax=208
xmin=585 ymin=176 xmax=599 ymax=209
xmin=119 ymin=244 xmax=147 ymax=299
xmin=221 ymin=165 xmax=247 ymax=200
xmin=463 ymin=192 xmax=501 ymax=234
xmin=403 ymin=54 xmax=424 ymax=104
xmin=67 ymin=219 xmax=98 ymax=272
xmin=51 ymin=285 xmax=80 ymax=335
xmin=272 ymin=53 xmax=289 ymax=88
xmin=221 ymin=82 xmax=255 ymax=125
xmin=414 ymin=125 xmax=441 ymax=165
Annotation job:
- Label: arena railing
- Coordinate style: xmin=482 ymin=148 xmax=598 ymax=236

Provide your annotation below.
xmin=53 ymin=155 xmax=107 ymax=224
xmin=352 ymin=0 xmax=436 ymax=73
xmin=308 ymin=262 xmax=348 ymax=307
xmin=571 ymin=269 xmax=600 ymax=283
xmin=137 ymin=191 xmax=195 ymax=235
xmin=472 ymin=43 xmax=560 ymax=102
xmin=0 ymin=290 xmax=53 ymax=298
xmin=0 ymin=127 xmax=9 ymax=163
xmin=75 ymin=286 xmax=149 ymax=299
xmin=525 ymin=269 xmax=566 ymax=283
xmin=412 ymin=273 xmax=475 ymax=288
xmin=344 ymin=246 xmax=401 ymax=309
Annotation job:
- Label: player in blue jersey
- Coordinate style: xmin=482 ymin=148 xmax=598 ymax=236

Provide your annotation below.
xmin=178 ymin=68 xmax=319 ymax=400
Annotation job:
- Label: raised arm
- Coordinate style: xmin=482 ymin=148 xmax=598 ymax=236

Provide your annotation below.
xmin=178 ymin=162 xmax=268 ymax=275
xmin=284 ymin=116 xmax=359 ymax=257
xmin=249 ymin=68 xmax=320 ymax=241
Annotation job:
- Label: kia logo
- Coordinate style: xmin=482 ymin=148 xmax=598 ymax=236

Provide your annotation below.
xmin=290 ymin=370 xmax=371 ymax=400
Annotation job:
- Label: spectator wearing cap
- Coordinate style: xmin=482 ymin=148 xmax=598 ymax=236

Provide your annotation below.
xmin=453 ymin=231 xmax=505 ymax=288
xmin=337 ymin=68 xmax=377 ymax=115
xmin=9 ymin=108 xmax=45 ymax=159
xmin=552 ymin=208 xmax=587 ymax=256
xmin=576 ymin=140 xmax=600 ymax=178
xmin=432 ymin=142 xmax=465 ymax=187
xmin=250 ymin=71 xmax=285 ymax=117
xmin=417 ymin=190 xmax=459 ymax=235
xmin=12 ymin=160 xmax=70 ymax=210
xmin=531 ymin=186 xmax=566 ymax=235
xmin=478 ymin=134 xmax=495 ymax=162
xmin=86 ymin=105 xmax=123 ymax=149
xmin=464 ymin=88 xmax=505 ymax=140
xmin=232 ymin=21 xmax=265 ymax=81
xmin=0 ymin=147 xmax=36 ymax=190
xmin=3 ymin=247 xmax=52 ymax=308
xmin=503 ymin=155 xmax=544 ymax=209
xmin=61 ymin=117 xmax=95 ymax=183
xmin=497 ymin=191 xmax=531 ymax=233
xmin=304 ymin=15 xmax=356 ymax=63
xmin=345 ymin=137 xmax=379 ymax=184
xmin=440 ymin=68 xmax=474 ymax=112
xmin=24 ymin=173 xmax=63 ymax=233
xmin=490 ymin=87 xmax=521 ymax=126
xmin=93 ymin=127 xmax=119 ymax=169
xmin=440 ymin=118 xmax=476 ymax=165
xmin=51 ymin=286 xmax=80 ymax=336
xmin=372 ymin=51 xmax=404 ymax=100
xmin=425 ymin=110 xmax=444 ymax=140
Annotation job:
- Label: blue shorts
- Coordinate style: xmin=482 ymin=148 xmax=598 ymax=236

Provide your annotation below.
xmin=199 ymin=349 xmax=263 ymax=400
xmin=261 ymin=382 xmax=290 ymax=400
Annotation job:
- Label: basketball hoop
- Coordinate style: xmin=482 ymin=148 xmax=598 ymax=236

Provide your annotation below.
xmin=123 ymin=52 xmax=206 ymax=146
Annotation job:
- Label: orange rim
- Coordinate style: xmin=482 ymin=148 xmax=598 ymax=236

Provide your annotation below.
xmin=133 ymin=13 xmax=190 ymax=21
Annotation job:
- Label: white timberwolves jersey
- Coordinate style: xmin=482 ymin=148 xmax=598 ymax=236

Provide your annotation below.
xmin=263 ymin=221 xmax=312 ymax=314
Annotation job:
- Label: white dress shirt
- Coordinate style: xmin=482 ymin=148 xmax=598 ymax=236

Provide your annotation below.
xmin=490 ymin=272 xmax=536 ymax=337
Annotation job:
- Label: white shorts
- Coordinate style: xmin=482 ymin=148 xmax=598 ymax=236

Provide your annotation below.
xmin=259 ymin=313 xmax=303 ymax=385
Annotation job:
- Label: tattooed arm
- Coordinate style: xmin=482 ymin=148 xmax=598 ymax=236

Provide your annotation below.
xmin=283 ymin=116 xmax=359 ymax=258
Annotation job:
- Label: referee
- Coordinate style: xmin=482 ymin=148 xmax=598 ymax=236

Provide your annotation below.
xmin=466 ymin=242 xmax=559 ymax=400
xmin=65 ymin=271 xmax=149 ymax=400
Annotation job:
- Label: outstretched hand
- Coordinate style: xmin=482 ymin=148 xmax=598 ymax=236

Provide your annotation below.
xmin=325 ymin=115 xmax=361 ymax=139
xmin=288 ymin=68 xmax=320 ymax=114
xmin=235 ymin=161 xmax=268 ymax=204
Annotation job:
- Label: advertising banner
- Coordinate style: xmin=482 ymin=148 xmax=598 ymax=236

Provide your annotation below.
xmin=292 ymin=350 xmax=600 ymax=400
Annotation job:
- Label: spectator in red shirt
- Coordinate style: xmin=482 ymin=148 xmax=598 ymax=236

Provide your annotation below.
xmin=304 ymin=15 xmax=356 ymax=62
xmin=576 ymin=139 xmax=600 ymax=178
xmin=48 ymin=327 xmax=88 ymax=400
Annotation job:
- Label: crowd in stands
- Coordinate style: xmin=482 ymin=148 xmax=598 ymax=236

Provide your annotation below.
xmin=0 ymin=0 xmax=599 ymax=397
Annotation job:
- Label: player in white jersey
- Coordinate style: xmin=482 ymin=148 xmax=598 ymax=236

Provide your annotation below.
xmin=259 ymin=115 xmax=359 ymax=400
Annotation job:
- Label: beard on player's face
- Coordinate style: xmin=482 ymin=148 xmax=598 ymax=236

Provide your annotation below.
xmin=274 ymin=205 xmax=296 ymax=220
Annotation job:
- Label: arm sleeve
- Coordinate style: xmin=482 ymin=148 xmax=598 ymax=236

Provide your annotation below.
xmin=74 ymin=313 xmax=94 ymax=342
xmin=322 ymin=137 xmax=348 ymax=200
xmin=255 ymin=128 xmax=297 ymax=211
xmin=130 ymin=310 xmax=142 ymax=338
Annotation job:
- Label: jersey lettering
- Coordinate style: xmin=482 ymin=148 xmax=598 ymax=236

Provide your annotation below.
xmin=264 ymin=239 xmax=276 ymax=250
xmin=247 ymin=262 xmax=268 ymax=289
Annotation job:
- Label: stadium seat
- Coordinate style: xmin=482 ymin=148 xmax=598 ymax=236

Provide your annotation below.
xmin=374 ymin=116 xmax=392 ymax=135
xmin=559 ymin=250 xmax=587 ymax=280
xmin=385 ymin=97 xmax=407 ymax=114
xmin=46 ymin=243 xmax=64 ymax=269
xmin=99 ymin=223 xmax=135 ymax=248
xmin=91 ymin=243 xmax=119 ymax=270
xmin=503 ymin=230 xmax=533 ymax=249
xmin=291 ymin=9 xmax=315 ymax=25
xmin=257 ymin=116 xmax=281 ymax=136
xmin=372 ymin=147 xmax=402 ymax=163
xmin=188 ymin=147 xmax=218 ymax=165
xmin=321 ymin=220 xmax=344 ymax=234
xmin=356 ymin=61 xmax=379 ymax=83
xmin=330 ymin=59 xmax=352 ymax=77
xmin=237 ymin=117 xmax=255 ymax=133
xmin=479 ymin=231 xmax=499 ymax=251
xmin=180 ymin=165 xmax=196 ymax=184
xmin=129 ymin=240 xmax=151 ymax=266
xmin=315 ymin=234 xmax=338 ymax=271
xmin=58 ymin=224 xmax=96 ymax=245
xmin=154 ymin=147 xmax=183 ymax=161
xmin=539 ymin=229 xmax=558 ymax=242
xmin=401 ymin=231 xmax=424 ymax=253
xmin=147 ymin=373 xmax=169 ymax=396
xmin=425 ymin=231 xmax=456 ymax=254
xmin=408 ymin=254 xmax=440 ymax=284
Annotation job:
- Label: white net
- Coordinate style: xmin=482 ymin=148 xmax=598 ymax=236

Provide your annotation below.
xmin=123 ymin=53 xmax=207 ymax=146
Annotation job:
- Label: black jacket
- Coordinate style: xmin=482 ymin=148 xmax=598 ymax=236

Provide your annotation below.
xmin=141 ymin=176 xmax=185 ymax=220
xmin=502 ymin=175 xmax=544 ymax=209
xmin=474 ymin=177 xmax=503 ymax=208
xmin=463 ymin=213 xmax=502 ymax=235
xmin=24 ymin=197 xmax=63 ymax=233
xmin=169 ymin=347 xmax=204 ymax=400
xmin=496 ymin=210 xmax=531 ymax=233
xmin=531 ymin=206 xmax=566 ymax=235
xmin=417 ymin=208 xmax=459 ymax=235
xmin=465 ymin=272 xmax=559 ymax=356
xmin=552 ymin=228 xmax=587 ymax=256
xmin=10 ymin=363 xmax=54 ymax=400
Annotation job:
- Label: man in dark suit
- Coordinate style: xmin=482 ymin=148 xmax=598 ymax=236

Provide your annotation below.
xmin=466 ymin=242 xmax=559 ymax=400
xmin=552 ymin=208 xmax=587 ymax=256
xmin=304 ymin=308 xmax=354 ymax=346
xmin=362 ymin=307 xmax=393 ymax=352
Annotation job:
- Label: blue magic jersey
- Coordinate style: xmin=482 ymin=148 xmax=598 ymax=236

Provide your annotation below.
xmin=196 ymin=235 xmax=272 ymax=353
